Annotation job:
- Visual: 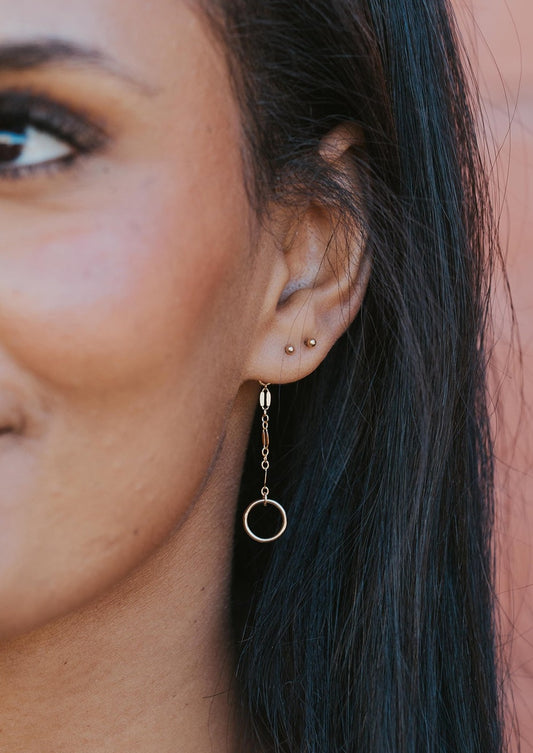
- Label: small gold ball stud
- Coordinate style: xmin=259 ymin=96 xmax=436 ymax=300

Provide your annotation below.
xmin=284 ymin=344 xmax=295 ymax=355
xmin=304 ymin=338 xmax=317 ymax=348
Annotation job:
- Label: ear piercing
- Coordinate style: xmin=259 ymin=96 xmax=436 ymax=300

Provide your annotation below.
xmin=284 ymin=338 xmax=318 ymax=354
xmin=243 ymin=382 xmax=288 ymax=543
xmin=244 ymin=341 xmax=316 ymax=541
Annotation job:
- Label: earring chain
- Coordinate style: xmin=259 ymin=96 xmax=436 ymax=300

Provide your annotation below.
xmin=242 ymin=381 xmax=287 ymax=543
xmin=259 ymin=382 xmax=270 ymax=502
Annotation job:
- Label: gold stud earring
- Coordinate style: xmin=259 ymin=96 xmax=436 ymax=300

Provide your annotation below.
xmin=304 ymin=338 xmax=317 ymax=348
xmin=284 ymin=344 xmax=295 ymax=355
xmin=243 ymin=382 xmax=288 ymax=543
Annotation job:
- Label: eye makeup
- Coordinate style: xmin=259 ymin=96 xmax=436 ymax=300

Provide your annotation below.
xmin=0 ymin=89 xmax=109 ymax=179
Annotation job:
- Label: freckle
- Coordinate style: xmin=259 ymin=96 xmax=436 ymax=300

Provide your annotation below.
xmin=200 ymin=586 xmax=205 ymax=592
xmin=133 ymin=529 xmax=139 ymax=536
xmin=63 ymin=660 xmax=68 ymax=666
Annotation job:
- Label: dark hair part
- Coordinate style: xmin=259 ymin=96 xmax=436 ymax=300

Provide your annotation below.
xmin=200 ymin=1 xmax=504 ymax=751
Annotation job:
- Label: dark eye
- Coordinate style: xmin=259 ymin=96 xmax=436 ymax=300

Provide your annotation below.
xmin=0 ymin=91 xmax=108 ymax=180
xmin=0 ymin=124 xmax=73 ymax=171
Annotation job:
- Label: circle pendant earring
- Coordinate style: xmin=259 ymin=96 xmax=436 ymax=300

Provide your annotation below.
xmin=243 ymin=382 xmax=288 ymax=543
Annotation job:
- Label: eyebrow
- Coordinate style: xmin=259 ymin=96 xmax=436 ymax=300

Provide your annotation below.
xmin=0 ymin=39 xmax=153 ymax=93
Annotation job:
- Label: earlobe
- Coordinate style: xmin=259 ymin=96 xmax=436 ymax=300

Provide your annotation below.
xmin=243 ymin=123 xmax=370 ymax=385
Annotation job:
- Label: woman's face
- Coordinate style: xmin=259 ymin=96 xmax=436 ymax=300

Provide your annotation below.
xmin=0 ymin=0 xmax=264 ymax=637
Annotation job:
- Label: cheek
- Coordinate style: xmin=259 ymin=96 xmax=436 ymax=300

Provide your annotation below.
xmin=0 ymin=158 xmax=256 ymax=637
xmin=0 ymin=180 xmax=241 ymax=389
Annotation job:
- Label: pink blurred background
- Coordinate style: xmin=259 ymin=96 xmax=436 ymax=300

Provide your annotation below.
xmin=455 ymin=1 xmax=533 ymax=748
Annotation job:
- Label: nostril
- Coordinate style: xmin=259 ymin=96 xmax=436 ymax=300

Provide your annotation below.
xmin=0 ymin=393 xmax=27 ymax=436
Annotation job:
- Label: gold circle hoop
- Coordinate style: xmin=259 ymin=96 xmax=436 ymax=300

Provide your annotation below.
xmin=243 ymin=498 xmax=287 ymax=543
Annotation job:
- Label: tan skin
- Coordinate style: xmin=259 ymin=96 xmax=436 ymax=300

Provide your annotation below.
xmin=0 ymin=1 xmax=368 ymax=751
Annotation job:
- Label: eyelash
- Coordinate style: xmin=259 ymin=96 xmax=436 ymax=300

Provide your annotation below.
xmin=0 ymin=90 xmax=107 ymax=180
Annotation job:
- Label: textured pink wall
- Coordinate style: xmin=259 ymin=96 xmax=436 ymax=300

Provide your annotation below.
xmin=455 ymin=1 xmax=533 ymax=748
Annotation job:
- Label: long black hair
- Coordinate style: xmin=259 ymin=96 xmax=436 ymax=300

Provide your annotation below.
xmin=200 ymin=1 xmax=504 ymax=751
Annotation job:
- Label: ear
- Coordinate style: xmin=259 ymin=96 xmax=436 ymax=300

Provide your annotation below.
xmin=243 ymin=123 xmax=371 ymax=384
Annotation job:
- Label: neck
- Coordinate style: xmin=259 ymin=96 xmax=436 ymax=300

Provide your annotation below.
xmin=0 ymin=391 xmax=255 ymax=753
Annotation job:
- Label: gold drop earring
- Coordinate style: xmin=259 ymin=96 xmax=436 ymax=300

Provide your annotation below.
xmin=243 ymin=382 xmax=288 ymax=543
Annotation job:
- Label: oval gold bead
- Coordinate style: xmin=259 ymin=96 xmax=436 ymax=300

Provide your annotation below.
xmin=259 ymin=387 xmax=271 ymax=409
